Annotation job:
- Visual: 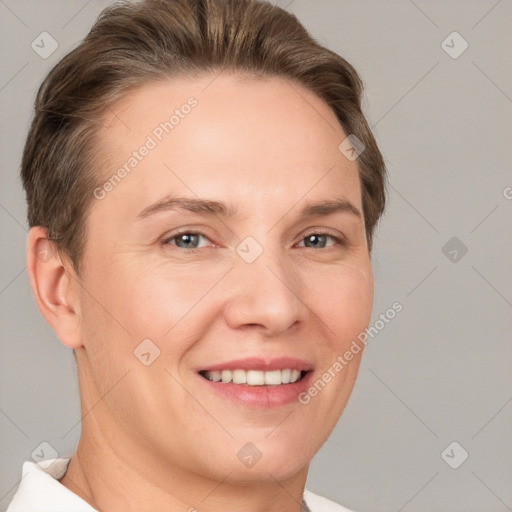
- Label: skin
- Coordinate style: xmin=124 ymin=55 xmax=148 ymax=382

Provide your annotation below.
xmin=27 ymin=73 xmax=374 ymax=512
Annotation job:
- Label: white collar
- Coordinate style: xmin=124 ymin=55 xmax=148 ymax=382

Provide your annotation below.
xmin=7 ymin=459 xmax=96 ymax=512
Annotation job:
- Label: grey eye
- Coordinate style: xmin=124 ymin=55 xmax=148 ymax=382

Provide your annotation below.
xmin=302 ymin=234 xmax=330 ymax=249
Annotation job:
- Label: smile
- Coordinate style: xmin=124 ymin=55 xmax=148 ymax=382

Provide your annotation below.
xmin=197 ymin=358 xmax=314 ymax=408
xmin=200 ymin=369 xmax=306 ymax=386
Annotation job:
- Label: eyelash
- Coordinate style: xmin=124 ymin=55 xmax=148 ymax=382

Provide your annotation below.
xmin=161 ymin=229 xmax=346 ymax=253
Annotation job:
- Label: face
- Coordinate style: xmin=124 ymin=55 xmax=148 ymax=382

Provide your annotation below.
xmin=73 ymin=73 xmax=373 ymax=484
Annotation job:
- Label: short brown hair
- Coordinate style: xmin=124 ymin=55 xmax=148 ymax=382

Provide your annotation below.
xmin=22 ymin=0 xmax=386 ymax=275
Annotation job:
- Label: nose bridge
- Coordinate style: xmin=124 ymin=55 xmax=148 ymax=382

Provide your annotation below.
xmin=223 ymin=235 xmax=305 ymax=333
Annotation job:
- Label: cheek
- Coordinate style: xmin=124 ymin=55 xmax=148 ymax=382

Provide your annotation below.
xmin=100 ymin=262 xmax=221 ymax=348
xmin=306 ymin=262 xmax=373 ymax=346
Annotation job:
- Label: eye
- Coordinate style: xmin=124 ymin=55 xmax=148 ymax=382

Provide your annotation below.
xmin=163 ymin=231 xmax=212 ymax=250
xmin=162 ymin=230 xmax=345 ymax=252
xmin=297 ymin=232 xmax=343 ymax=249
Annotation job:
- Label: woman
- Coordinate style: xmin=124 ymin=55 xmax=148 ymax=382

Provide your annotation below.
xmin=8 ymin=0 xmax=386 ymax=510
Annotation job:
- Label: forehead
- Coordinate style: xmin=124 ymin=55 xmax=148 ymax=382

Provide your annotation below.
xmin=91 ymin=73 xmax=362 ymax=220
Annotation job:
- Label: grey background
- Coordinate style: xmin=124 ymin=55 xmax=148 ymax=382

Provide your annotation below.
xmin=1 ymin=1 xmax=511 ymax=511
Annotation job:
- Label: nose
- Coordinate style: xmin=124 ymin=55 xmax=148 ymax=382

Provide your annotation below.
xmin=222 ymin=248 xmax=306 ymax=336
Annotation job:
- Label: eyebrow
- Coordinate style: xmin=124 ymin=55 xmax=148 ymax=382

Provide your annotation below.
xmin=137 ymin=195 xmax=362 ymax=222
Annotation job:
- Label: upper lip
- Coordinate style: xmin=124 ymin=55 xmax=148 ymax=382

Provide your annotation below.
xmin=199 ymin=357 xmax=313 ymax=372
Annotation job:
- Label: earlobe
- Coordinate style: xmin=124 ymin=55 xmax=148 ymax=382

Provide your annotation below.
xmin=26 ymin=226 xmax=84 ymax=349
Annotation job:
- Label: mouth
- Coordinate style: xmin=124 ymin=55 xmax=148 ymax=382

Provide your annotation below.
xmin=199 ymin=368 xmax=309 ymax=386
xmin=196 ymin=358 xmax=314 ymax=408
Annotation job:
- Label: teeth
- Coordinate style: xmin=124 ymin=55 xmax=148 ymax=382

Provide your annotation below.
xmin=232 ymin=369 xmax=247 ymax=384
xmin=209 ymin=370 xmax=222 ymax=382
xmin=264 ymin=370 xmax=282 ymax=385
xmin=247 ymin=370 xmax=265 ymax=385
xmin=203 ymin=369 xmax=304 ymax=385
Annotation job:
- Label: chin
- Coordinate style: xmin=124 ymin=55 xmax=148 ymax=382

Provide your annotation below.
xmin=224 ymin=459 xmax=309 ymax=485
xmin=183 ymin=436 xmax=314 ymax=485
xmin=233 ymin=437 xmax=314 ymax=483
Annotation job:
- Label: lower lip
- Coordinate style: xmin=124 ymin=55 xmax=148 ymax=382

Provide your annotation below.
xmin=198 ymin=372 xmax=314 ymax=408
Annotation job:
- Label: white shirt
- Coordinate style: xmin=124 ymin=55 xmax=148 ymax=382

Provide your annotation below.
xmin=6 ymin=459 xmax=354 ymax=512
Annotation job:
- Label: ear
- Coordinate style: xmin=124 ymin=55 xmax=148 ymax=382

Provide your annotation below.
xmin=26 ymin=226 xmax=83 ymax=349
